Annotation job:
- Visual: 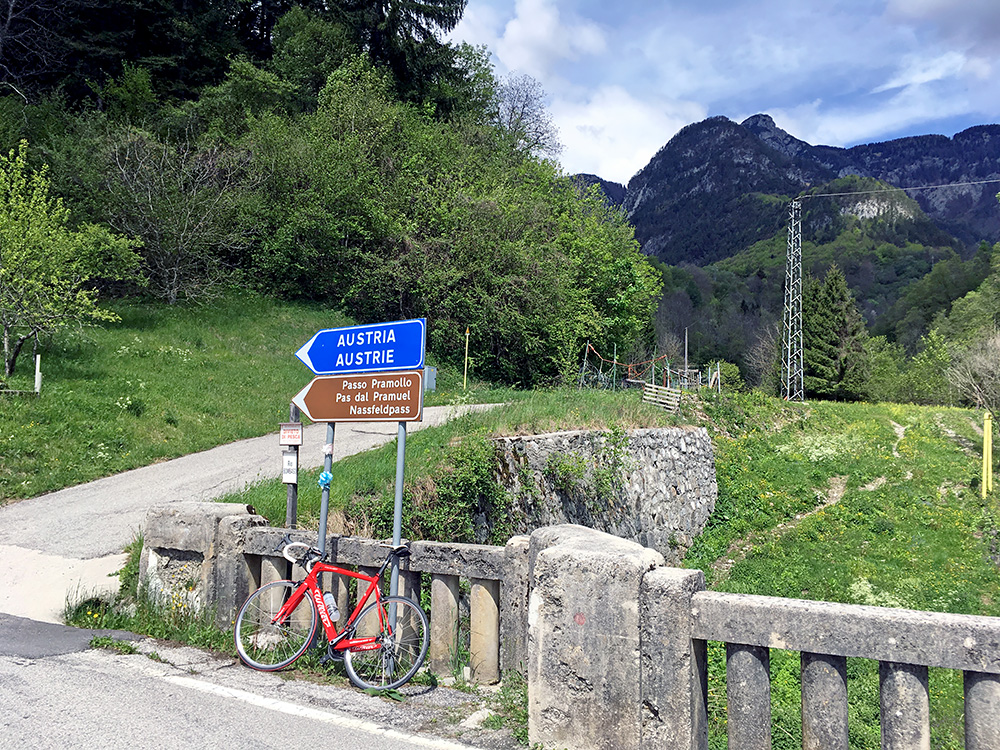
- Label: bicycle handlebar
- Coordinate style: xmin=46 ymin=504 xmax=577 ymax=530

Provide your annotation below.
xmin=278 ymin=538 xmax=411 ymax=573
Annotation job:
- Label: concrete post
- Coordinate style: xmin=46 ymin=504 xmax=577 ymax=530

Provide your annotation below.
xmin=212 ymin=514 xmax=264 ymax=629
xmin=801 ymin=652 xmax=848 ymax=750
xmin=527 ymin=525 xmax=663 ymax=750
xmin=140 ymin=502 xmax=262 ymax=619
xmin=639 ymin=567 xmax=707 ymax=749
xmin=469 ymin=577 xmax=500 ymax=684
xmin=398 ymin=570 xmax=422 ymax=605
xmin=500 ymin=535 xmax=529 ymax=676
xmin=965 ymin=671 xmax=1000 ymax=749
xmin=429 ymin=573 xmax=461 ymax=675
xmin=727 ymin=643 xmax=771 ymax=750
xmin=880 ymin=661 xmax=930 ymax=750
xmin=260 ymin=556 xmax=284 ymax=587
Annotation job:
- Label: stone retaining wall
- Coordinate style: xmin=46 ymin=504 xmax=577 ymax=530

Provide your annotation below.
xmin=491 ymin=427 xmax=717 ymax=563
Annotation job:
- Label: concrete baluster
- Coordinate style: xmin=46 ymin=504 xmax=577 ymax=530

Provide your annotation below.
xmin=469 ymin=577 xmax=500 ymax=684
xmin=260 ymin=556 xmax=284 ymax=587
xmin=801 ymin=652 xmax=848 ymax=750
xmin=879 ymin=662 xmax=930 ymax=750
xmin=429 ymin=573 xmax=461 ymax=674
xmin=964 ymin=671 xmax=1000 ymax=750
xmin=726 ymin=643 xmax=772 ymax=750
xmin=355 ymin=565 xmax=381 ymax=636
xmin=500 ymin=536 xmax=530 ymax=676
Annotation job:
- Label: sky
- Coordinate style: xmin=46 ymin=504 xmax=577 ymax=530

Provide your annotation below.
xmin=447 ymin=0 xmax=1000 ymax=185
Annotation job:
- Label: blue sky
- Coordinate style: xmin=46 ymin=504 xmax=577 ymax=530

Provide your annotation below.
xmin=448 ymin=0 xmax=1000 ymax=185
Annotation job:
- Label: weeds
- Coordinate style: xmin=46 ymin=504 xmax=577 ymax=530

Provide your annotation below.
xmin=89 ymin=636 xmax=137 ymax=654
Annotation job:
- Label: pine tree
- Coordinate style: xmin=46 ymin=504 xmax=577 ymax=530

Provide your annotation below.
xmin=803 ymin=265 xmax=869 ymax=400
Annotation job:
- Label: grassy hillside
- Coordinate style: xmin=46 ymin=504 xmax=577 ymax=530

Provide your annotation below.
xmin=0 ymin=296 xmax=350 ymax=501
xmin=690 ymin=392 xmax=996 ymax=749
xmin=0 ymin=295 xmax=508 ymax=504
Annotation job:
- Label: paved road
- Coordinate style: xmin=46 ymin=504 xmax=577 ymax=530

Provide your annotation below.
xmin=0 ymin=614 xmax=493 ymax=750
xmin=0 ymin=404 xmax=496 ymax=623
xmin=0 ymin=404 xmax=505 ymax=749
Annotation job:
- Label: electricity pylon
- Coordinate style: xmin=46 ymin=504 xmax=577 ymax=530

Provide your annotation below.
xmin=782 ymin=198 xmax=804 ymax=401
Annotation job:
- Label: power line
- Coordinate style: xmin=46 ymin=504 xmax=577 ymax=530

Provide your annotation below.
xmin=800 ymin=177 xmax=1000 ymax=200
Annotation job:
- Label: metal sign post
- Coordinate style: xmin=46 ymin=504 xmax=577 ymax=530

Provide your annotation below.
xmin=280 ymin=408 xmax=303 ymax=528
xmin=292 ymin=318 xmax=426 ymax=574
xmin=390 ymin=421 xmax=406 ymax=599
xmin=317 ymin=423 xmax=335 ymax=557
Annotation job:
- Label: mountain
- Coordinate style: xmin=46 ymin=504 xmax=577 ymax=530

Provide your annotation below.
xmin=572 ymin=174 xmax=626 ymax=206
xmin=619 ymin=115 xmax=1000 ymax=266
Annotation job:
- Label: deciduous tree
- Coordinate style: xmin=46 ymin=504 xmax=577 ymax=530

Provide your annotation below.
xmin=0 ymin=140 xmax=139 ymax=381
xmin=101 ymin=127 xmax=254 ymax=304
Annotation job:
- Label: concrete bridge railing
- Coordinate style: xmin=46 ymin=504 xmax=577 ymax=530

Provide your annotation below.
xmin=141 ymin=504 xmax=1000 ymax=748
xmin=141 ymin=502 xmax=527 ymax=684
xmin=644 ymin=568 xmax=1000 ymax=750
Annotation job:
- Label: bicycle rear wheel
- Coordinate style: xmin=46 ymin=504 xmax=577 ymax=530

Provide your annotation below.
xmin=344 ymin=596 xmax=428 ymax=690
xmin=234 ymin=580 xmax=317 ymax=671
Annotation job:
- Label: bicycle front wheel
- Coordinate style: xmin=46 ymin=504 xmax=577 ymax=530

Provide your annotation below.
xmin=344 ymin=596 xmax=429 ymax=690
xmin=234 ymin=580 xmax=317 ymax=671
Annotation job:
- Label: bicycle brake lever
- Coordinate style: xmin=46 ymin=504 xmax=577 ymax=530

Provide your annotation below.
xmin=273 ymin=533 xmax=293 ymax=554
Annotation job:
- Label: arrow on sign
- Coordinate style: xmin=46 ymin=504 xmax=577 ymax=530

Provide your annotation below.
xmin=292 ymin=371 xmax=424 ymax=423
xmin=296 ymin=319 xmax=425 ymax=375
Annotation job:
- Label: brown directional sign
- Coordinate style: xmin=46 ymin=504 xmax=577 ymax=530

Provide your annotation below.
xmin=291 ymin=370 xmax=424 ymax=423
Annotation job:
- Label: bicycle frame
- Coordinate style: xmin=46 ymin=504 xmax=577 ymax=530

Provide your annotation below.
xmin=270 ymin=559 xmax=390 ymax=652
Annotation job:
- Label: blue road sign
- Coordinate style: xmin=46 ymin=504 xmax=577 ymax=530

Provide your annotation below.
xmin=296 ymin=318 xmax=426 ymax=375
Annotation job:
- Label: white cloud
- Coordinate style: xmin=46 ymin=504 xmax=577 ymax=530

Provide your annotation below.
xmin=550 ymin=87 xmax=706 ymax=184
xmin=873 ymin=52 xmax=967 ymax=93
xmin=448 ymin=3 xmax=505 ymax=51
xmin=449 ymin=1 xmax=1000 ymax=180
xmin=770 ymin=79 xmax=984 ymax=148
xmin=494 ymin=0 xmax=607 ymax=79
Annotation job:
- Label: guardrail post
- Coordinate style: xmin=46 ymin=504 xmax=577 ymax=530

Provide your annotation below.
xmin=880 ymin=662 xmax=930 ymax=750
xmin=801 ymin=652 xmax=848 ymax=750
xmin=726 ymin=643 xmax=771 ymax=750
xmin=429 ymin=573 xmax=461 ymax=674
xmin=469 ymin=577 xmax=500 ymax=684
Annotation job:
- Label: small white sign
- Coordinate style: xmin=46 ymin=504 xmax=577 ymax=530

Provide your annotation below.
xmin=279 ymin=423 xmax=303 ymax=446
xmin=281 ymin=449 xmax=298 ymax=484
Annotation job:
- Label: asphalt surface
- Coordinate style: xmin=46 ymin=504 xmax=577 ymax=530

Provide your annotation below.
xmin=0 ymin=615 xmax=499 ymax=750
xmin=0 ymin=404 xmax=508 ymax=749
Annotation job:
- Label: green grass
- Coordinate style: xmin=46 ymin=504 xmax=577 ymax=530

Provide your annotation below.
xmin=223 ymin=387 xmax=682 ymax=532
xmin=0 ymin=294 xmax=512 ymax=504
xmin=689 ymin=393 xmax=999 ymax=749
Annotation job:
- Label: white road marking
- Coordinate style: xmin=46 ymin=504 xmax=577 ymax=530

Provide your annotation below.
xmin=164 ymin=675 xmax=477 ymax=749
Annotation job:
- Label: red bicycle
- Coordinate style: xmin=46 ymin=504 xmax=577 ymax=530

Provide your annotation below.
xmin=234 ymin=539 xmax=429 ymax=691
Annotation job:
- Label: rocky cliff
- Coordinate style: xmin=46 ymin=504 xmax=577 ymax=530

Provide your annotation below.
xmin=611 ymin=114 xmax=1000 ymax=265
